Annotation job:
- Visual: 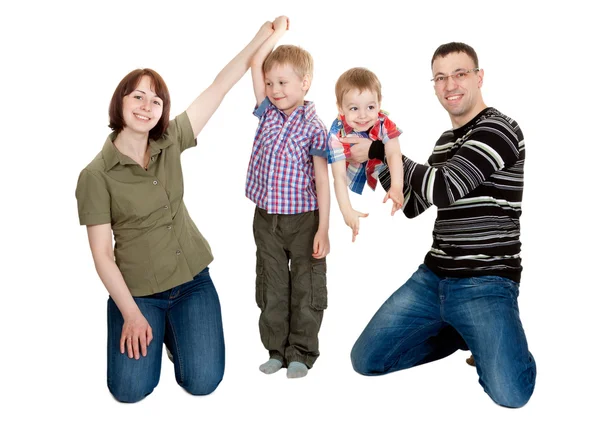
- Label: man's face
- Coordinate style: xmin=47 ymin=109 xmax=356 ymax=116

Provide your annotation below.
xmin=432 ymin=52 xmax=484 ymax=127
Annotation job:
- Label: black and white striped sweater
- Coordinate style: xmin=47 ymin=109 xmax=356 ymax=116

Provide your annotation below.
xmin=401 ymin=107 xmax=525 ymax=283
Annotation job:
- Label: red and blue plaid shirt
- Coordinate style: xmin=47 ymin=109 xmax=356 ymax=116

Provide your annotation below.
xmin=245 ymin=98 xmax=328 ymax=214
xmin=327 ymin=112 xmax=401 ymax=194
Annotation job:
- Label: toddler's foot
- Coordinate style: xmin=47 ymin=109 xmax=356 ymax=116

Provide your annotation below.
xmin=259 ymin=359 xmax=283 ymax=374
xmin=286 ymin=361 xmax=308 ymax=378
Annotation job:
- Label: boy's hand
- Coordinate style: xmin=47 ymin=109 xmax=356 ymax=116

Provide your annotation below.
xmin=383 ymin=185 xmax=404 ymax=216
xmin=273 ymin=16 xmax=289 ymax=31
xmin=342 ymin=208 xmax=369 ymax=242
xmin=312 ymin=229 xmax=330 ymax=259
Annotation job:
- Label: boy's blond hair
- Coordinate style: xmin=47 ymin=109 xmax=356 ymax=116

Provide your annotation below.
xmin=335 ymin=67 xmax=382 ymax=107
xmin=263 ymin=45 xmax=314 ymax=80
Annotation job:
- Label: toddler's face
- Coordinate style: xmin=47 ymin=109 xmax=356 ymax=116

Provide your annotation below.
xmin=338 ymin=89 xmax=380 ymax=132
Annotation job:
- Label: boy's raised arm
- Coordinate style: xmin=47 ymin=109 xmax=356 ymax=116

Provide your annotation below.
xmin=185 ymin=20 xmax=275 ymax=137
xmin=250 ymin=16 xmax=289 ymax=105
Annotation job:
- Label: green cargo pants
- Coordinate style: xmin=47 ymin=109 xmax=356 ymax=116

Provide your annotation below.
xmin=253 ymin=207 xmax=327 ymax=368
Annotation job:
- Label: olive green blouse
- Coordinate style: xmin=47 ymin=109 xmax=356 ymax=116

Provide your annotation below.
xmin=76 ymin=112 xmax=213 ymax=296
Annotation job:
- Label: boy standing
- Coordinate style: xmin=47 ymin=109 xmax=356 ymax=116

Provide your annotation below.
xmin=246 ymin=17 xmax=330 ymax=379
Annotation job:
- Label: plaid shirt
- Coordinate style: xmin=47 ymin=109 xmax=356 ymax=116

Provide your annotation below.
xmin=245 ymin=97 xmax=328 ymax=214
xmin=327 ymin=112 xmax=401 ymax=194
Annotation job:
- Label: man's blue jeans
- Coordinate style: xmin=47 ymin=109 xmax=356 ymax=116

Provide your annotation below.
xmin=351 ymin=264 xmax=536 ymax=408
xmin=107 ymin=267 xmax=225 ymax=403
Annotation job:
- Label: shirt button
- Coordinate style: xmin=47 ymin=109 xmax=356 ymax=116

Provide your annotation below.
xmin=151 ymin=157 xmax=155 ymax=161
xmin=164 ymin=205 xmax=169 ymax=209
xmin=153 ymin=180 xmax=158 ymax=185
xmin=167 ymin=225 xmax=172 ymax=230
xmin=176 ymin=250 xmax=181 ymax=255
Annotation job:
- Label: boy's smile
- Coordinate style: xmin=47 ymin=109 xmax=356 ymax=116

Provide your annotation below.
xmin=265 ymin=63 xmax=310 ymax=116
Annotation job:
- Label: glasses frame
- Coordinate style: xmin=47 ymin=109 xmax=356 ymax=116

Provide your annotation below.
xmin=431 ymin=68 xmax=481 ymax=86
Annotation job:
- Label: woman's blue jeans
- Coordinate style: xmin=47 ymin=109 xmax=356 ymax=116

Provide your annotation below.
xmin=107 ymin=267 xmax=225 ymax=403
xmin=351 ymin=264 xmax=536 ymax=408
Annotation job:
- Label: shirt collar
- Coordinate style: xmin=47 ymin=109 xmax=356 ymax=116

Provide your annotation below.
xmin=101 ymin=132 xmax=173 ymax=172
xmin=272 ymin=100 xmax=317 ymax=122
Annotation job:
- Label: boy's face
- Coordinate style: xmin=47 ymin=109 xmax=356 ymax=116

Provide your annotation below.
xmin=264 ymin=63 xmax=310 ymax=116
xmin=338 ymin=88 xmax=380 ymax=132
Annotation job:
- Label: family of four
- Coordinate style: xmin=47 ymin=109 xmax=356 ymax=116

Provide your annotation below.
xmin=76 ymin=16 xmax=536 ymax=407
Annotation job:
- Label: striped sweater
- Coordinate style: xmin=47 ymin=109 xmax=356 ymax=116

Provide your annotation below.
xmin=402 ymin=107 xmax=525 ymax=283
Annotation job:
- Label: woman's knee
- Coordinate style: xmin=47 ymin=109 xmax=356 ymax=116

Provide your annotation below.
xmin=108 ymin=382 xmax=155 ymax=403
xmin=179 ymin=370 xmax=224 ymax=396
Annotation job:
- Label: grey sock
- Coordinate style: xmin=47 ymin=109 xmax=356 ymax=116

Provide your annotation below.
xmin=259 ymin=359 xmax=283 ymax=374
xmin=286 ymin=361 xmax=308 ymax=378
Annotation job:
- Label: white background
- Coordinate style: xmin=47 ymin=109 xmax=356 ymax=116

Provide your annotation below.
xmin=1 ymin=0 xmax=598 ymax=422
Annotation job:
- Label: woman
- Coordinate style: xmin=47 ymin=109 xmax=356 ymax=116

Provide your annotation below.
xmin=75 ymin=18 xmax=280 ymax=403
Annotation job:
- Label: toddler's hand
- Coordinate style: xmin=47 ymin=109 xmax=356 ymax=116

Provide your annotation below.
xmin=343 ymin=208 xmax=369 ymax=242
xmin=383 ymin=186 xmax=404 ymax=216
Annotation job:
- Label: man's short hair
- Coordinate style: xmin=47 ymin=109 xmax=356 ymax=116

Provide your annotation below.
xmin=431 ymin=42 xmax=479 ymax=69
xmin=335 ymin=67 xmax=382 ymax=107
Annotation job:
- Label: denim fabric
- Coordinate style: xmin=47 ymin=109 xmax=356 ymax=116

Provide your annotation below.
xmin=351 ymin=264 xmax=536 ymax=408
xmin=107 ymin=267 xmax=225 ymax=402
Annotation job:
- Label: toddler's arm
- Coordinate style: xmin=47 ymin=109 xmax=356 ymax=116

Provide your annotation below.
xmin=383 ymin=137 xmax=404 ymax=215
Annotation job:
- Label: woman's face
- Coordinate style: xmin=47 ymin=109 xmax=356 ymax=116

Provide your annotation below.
xmin=121 ymin=75 xmax=164 ymax=135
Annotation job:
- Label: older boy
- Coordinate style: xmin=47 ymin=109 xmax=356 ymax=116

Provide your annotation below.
xmin=246 ymin=17 xmax=330 ymax=379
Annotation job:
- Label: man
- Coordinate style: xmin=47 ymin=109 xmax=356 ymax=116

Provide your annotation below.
xmin=348 ymin=42 xmax=536 ymax=408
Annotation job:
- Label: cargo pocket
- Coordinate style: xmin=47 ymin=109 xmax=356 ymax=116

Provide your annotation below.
xmin=310 ymin=261 xmax=328 ymax=310
xmin=255 ymin=260 xmax=266 ymax=310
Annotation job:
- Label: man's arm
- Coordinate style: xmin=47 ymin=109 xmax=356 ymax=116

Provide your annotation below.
xmin=250 ymin=16 xmax=288 ymax=105
xmin=404 ymin=118 xmax=520 ymax=208
xmin=185 ymin=20 xmax=275 ymax=137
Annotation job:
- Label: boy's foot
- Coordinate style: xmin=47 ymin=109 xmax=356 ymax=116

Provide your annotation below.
xmin=286 ymin=361 xmax=308 ymax=378
xmin=466 ymin=354 xmax=475 ymax=366
xmin=259 ymin=359 xmax=283 ymax=374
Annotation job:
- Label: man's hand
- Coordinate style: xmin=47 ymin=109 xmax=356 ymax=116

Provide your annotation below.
xmin=347 ymin=137 xmax=373 ymax=163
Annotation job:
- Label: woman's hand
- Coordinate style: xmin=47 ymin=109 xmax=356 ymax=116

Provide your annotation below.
xmin=120 ymin=310 xmax=153 ymax=360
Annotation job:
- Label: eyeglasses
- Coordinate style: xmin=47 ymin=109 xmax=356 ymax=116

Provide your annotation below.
xmin=431 ymin=68 xmax=480 ymax=86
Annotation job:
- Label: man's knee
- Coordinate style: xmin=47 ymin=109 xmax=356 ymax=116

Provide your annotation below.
xmin=487 ymin=384 xmax=534 ymax=408
xmin=484 ymin=357 xmax=536 ymax=408
xmin=350 ymin=341 xmax=379 ymax=376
